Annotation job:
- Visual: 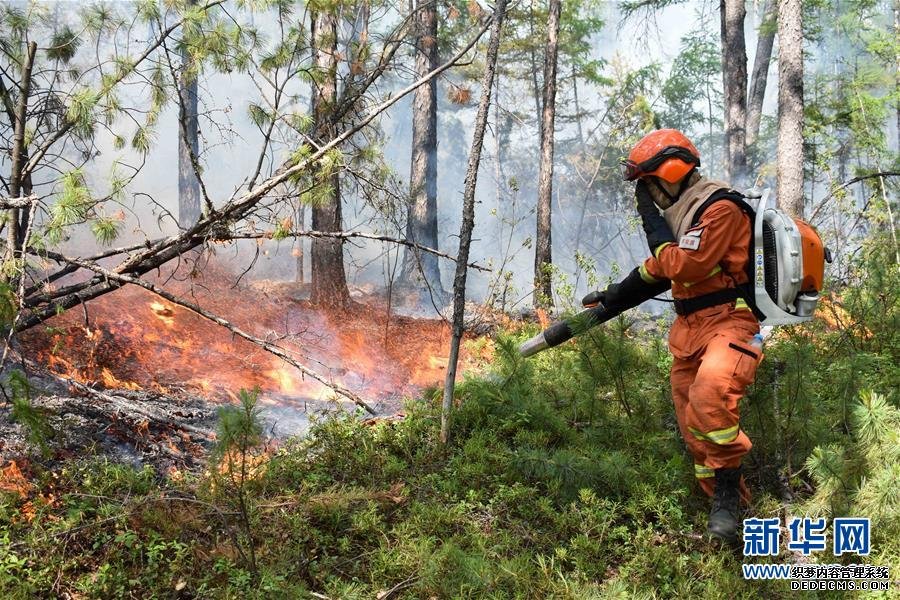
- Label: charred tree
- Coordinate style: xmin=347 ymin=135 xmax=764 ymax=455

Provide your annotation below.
xmin=533 ymin=0 xmax=561 ymax=308
xmin=441 ymin=0 xmax=508 ymax=444
xmin=720 ymin=0 xmax=748 ymax=185
xmin=178 ymin=0 xmax=202 ymax=228
xmin=310 ymin=8 xmax=351 ymax=308
xmin=777 ymin=0 xmax=805 ymax=218
xmin=746 ymin=0 xmax=776 ymax=149
xmin=399 ymin=0 xmax=443 ymax=294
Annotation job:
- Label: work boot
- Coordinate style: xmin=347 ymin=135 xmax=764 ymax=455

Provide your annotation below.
xmin=708 ymin=467 xmax=742 ymax=546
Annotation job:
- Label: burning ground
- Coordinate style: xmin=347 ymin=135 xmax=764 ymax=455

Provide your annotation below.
xmin=22 ymin=266 xmax=472 ymax=408
xmin=8 ymin=263 xmax=494 ymax=470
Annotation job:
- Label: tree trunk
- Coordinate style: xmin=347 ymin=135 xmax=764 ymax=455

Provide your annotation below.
xmin=777 ymin=0 xmax=805 ymax=218
xmin=295 ymin=203 xmax=305 ymax=283
xmin=746 ymin=0 xmax=776 ymax=149
xmin=720 ymin=0 xmax=748 ymax=185
xmin=6 ymin=41 xmax=37 ymax=269
xmin=310 ymin=8 xmax=351 ymax=308
xmin=533 ymin=0 xmax=561 ymax=308
xmin=528 ymin=0 xmax=543 ymax=146
xmin=178 ymin=0 xmax=202 ymax=228
xmin=399 ymin=0 xmax=443 ymax=294
xmin=441 ymin=0 xmax=508 ymax=444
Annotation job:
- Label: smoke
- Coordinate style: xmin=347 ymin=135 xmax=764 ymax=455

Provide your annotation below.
xmin=24 ymin=0 xmax=894 ymax=321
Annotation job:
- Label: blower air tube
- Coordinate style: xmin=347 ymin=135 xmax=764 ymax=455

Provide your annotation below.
xmin=518 ymin=271 xmax=671 ymax=358
xmin=518 ymin=304 xmax=617 ymax=357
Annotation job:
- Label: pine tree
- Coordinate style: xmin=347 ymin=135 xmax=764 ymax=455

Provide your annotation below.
xmin=533 ymin=0 xmax=561 ymax=308
xmin=400 ymin=0 xmax=443 ymax=295
xmin=309 ymin=5 xmax=351 ymax=308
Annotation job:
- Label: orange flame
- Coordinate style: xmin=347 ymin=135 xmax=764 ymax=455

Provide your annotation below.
xmin=21 ymin=263 xmax=475 ymax=411
xmin=0 ymin=461 xmax=31 ymax=498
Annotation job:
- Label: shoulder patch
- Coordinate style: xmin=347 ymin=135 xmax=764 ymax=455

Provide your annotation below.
xmin=679 ymin=227 xmax=703 ymax=250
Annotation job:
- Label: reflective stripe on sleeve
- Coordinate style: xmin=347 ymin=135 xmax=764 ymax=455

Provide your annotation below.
xmin=639 ymin=262 xmax=659 ymax=283
xmin=653 ymin=242 xmax=673 ymax=259
xmin=694 ymin=464 xmax=715 ymax=479
xmin=735 ymin=297 xmax=749 ymax=310
xmin=689 ymin=425 xmax=740 ymax=445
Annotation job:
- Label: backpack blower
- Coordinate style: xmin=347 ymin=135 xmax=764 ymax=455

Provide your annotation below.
xmin=519 ymin=189 xmax=831 ymax=358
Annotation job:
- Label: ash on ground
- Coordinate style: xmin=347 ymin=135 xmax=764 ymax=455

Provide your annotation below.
xmin=0 ymin=366 xmax=216 ymax=474
xmin=0 ymin=364 xmax=403 ymax=476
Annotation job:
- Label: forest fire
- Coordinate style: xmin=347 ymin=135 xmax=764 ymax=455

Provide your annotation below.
xmin=20 ymin=265 xmax=469 ymax=415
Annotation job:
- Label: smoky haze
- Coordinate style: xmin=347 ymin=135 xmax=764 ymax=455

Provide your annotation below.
xmin=30 ymin=0 xmax=894 ymax=316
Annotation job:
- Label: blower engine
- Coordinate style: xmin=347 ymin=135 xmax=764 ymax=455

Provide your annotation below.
xmin=749 ymin=188 xmax=829 ymax=325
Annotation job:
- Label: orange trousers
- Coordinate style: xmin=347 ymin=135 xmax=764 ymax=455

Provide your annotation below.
xmin=668 ymin=302 xmax=762 ymax=504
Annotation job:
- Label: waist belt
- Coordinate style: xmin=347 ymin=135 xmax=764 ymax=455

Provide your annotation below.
xmin=673 ymin=288 xmax=740 ymax=316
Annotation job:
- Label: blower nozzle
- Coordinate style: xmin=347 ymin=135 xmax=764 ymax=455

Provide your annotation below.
xmin=518 ymin=303 xmax=617 ymax=357
xmin=518 ymin=332 xmax=549 ymax=357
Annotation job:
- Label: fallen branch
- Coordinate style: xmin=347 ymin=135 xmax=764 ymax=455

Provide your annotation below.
xmin=378 ymin=575 xmax=420 ymax=599
xmin=220 ymin=230 xmax=492 ymax=272
xmin=34 ymin=250 xmax=377 ymax=415
xmin=24 ymin=238 xmax=158 ymax=299
xmin=64 ymin=379 xmax=215 ymax=438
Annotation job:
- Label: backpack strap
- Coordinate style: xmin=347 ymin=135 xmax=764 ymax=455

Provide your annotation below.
xmin=689 ymin=190 xmax=766 ymax=322
xmin=689 ymin=189 xmax=755 ymax=228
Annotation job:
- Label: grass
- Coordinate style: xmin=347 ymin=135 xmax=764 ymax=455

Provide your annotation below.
xmin=2 ymin=237 xmax=898 ymax=599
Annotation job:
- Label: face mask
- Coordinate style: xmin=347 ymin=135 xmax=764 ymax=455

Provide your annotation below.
xmin=648 ymin=178 xmax=678 ymax=209
xmin=646 ymin=170 xmax=698 ymax=210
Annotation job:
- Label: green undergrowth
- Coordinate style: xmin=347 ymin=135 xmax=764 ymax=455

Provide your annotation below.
xmin=2 ymin=241 xmax=898 ymax=599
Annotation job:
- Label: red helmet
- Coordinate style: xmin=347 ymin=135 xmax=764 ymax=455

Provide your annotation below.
xmin=622 ymin=129 xmax=700 ymax=183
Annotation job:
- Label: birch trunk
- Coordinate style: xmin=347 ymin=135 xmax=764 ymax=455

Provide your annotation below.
xmin=310 ymin=8 xmax=351 ymax=308
xmin=720 ymin=0 xmax=748 ymax=185
xmin=441 ymin=0 xmax=508 ymax=444
xmin=777 ymin=0 xmax=805 ymax=218
xmin=400 ymin=0 xmax=443 ymax=293
xmin=533 ymin=0 xmax=561 ymax=308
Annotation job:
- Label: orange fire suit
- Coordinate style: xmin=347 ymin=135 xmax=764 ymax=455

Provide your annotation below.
xmin=640 ymin=199 xmax=762 ymax=503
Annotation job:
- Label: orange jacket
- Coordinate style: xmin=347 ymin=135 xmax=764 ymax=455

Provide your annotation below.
xmin=639 ymin=201 xmax=751 ymax=301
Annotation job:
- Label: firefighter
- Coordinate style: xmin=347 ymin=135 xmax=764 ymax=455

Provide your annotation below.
xmin=583 ymin=129 xmax=763 ymax=544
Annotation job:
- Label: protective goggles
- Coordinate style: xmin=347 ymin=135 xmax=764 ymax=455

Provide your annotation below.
xmin=621 ymin=145 xmax=700 ymax=181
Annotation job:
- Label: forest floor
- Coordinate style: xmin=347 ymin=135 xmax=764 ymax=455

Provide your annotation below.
xmin=2 ymin=245 xmax=899 ymax=598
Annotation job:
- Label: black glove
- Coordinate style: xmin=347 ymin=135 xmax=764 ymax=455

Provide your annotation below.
xmin=585 ymin=268 xmax=672 ymax=313
xmin=581 ymin=290 xmax=606 ymax=308
xmin=635 ymin=180 xmax=658 ymax=219
xmin=634 ymin=180 xmax=675 ymax=254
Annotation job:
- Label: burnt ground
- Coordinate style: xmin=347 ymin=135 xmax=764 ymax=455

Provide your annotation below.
xmin=0 ymin=357 xmax=426 ymax=477
xmin=0 ymin=364 xmax=218 ymax=475
xmin=4 ymin=274 xmax=511 ymax=477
